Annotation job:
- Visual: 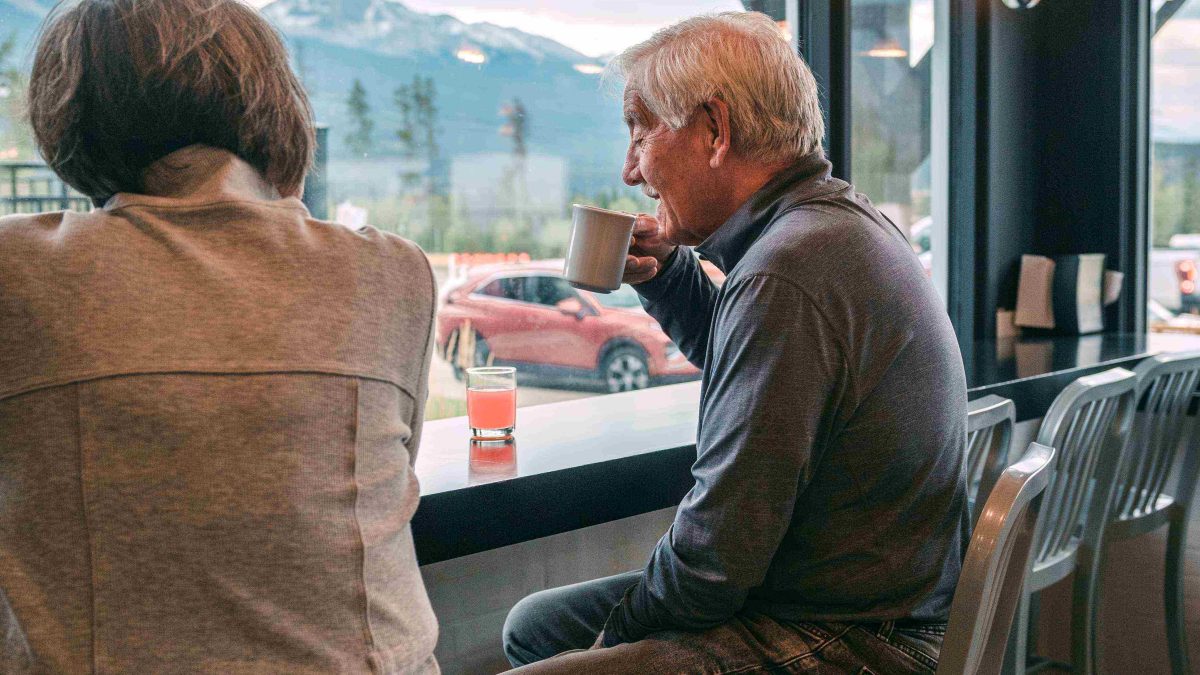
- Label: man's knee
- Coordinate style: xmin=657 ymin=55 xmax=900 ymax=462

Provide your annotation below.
xmin=502 ymin=591 xmax=551 ymax=667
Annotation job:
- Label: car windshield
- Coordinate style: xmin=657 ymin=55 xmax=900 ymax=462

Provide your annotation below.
xmin=593 ymin=284 xmax=643 ymax=309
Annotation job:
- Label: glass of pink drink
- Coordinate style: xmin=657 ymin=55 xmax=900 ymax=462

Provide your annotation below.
xmin=466 ymin=366 xmax=517 ymax=439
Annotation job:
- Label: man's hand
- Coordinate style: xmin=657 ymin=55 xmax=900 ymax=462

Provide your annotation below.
xmin=623 ymin=213 xmax=677 ymax=285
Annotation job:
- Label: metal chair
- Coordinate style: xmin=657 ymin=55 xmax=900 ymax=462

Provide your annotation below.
xmin=1091 ymin=351 xmax=1200 ymax=675
xmin=937 ymin=442 xmax=1055 ymax=675
xmin=1006 ymin=367 xmax=1139 ymax=675
xmin=967 ymin=395 xmax=1018 ymax=527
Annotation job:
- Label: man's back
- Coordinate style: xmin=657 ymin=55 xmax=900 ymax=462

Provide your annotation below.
xmin=630 ymin=153 xmax=968 ymax=628
xmin=726 ymin=161 xmax=969 ymax=620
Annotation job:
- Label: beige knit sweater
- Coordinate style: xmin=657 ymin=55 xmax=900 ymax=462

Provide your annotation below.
xmin=0 ymin=146 xmax=439 ymax=673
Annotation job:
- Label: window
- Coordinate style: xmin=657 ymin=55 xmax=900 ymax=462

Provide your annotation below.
xmin=283 ymin=0 xmax=785 ymax=418
xmin=594 ymin=284 xmax=644 ymax=310
xmin=477 ymin=278 xmax=526 ymax=302
xmin=1147 ymin=0 xmax=1200 ymax=327
xmin=848 ymin=0 xmax=943 ymax=295
xmin=529 ymin=276 xmax=578 ymax=308
xmin=0 ymin=1 xmax=789 ymax=420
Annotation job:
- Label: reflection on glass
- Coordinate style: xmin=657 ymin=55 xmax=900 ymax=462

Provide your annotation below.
xmin=468 ymin=439 xmax=518 ymax=485
xmin=1148 ymin=0 xmax=1200 ymax=329
xmin=850 ymin=0 xmax=935 ymax=279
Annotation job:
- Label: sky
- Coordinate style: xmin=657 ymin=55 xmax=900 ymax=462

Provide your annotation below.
xmin=239 ymin=0 xmax=1196 ymax=137
xmin=245 ymin=0 xmax=746 ymax=57
xmin=1152 ymin=4 xmax=1200 ymax=141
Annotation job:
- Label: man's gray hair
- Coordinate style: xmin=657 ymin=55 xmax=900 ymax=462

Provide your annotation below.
xmin=608 ymin=12 xmax=825 ymax=163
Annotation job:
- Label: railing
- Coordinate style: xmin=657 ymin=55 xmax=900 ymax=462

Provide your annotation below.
xmin=0 ymin=128 xmax=328 ymax=218
xmin=0 ymin=162 xmax=92 ymax=215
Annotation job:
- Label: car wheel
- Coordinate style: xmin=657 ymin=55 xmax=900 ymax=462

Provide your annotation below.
xmin=451 ymin=330 xmax=492 ymax=380
xmin=601 ymin=346 xmax=650 ymax=393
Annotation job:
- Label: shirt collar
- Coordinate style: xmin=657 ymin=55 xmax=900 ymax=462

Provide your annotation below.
xmin=695 ymin=151 xmax=841 ymax=274
xmin=103 ymin=145 xmax=309 ymax=214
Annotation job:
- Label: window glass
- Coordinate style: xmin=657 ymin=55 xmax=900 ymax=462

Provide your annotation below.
xmin=1147 ymin=0 xmax=1200 ymax=329
xmin=0 ymin=1 xmax=787 ymax=418
xmin=529 ymin=276 xmax=577 ymax=307
xmin=593 ymin=284 xmax=644 ymax=310
xmin=478 ymin=280 xmax=507 ymax=299
xmin=849 ymin=0 xmax=937 ymax=283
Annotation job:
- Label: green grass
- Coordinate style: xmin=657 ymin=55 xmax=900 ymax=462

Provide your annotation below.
xmin=426 ymin=396 xmax=468 ymax=421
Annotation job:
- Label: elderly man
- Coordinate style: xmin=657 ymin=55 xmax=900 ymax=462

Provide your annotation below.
xmin=502 ymin=11 xmax=968 ymax=674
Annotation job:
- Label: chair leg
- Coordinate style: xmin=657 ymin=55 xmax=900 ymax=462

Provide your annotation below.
xmin=1072 ymin=545 xmax=1104 ymax=675
xmin=1027 ymin=592 xmax=1041 ymax=658
xmin=1004 ymin=591 xmax=1031 ymax=675
xmin=1166 ymin=507 xmax=1192 ymax=675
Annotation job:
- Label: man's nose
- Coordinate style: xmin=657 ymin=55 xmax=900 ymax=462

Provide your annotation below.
xmin=622 ymin=150 xmax=641 ymax=186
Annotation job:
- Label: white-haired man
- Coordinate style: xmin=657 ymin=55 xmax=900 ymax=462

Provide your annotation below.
xmin=503 ymin=12 xmax=968 ymax=674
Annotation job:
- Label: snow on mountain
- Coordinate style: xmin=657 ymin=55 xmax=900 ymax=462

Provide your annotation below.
xmin=260 ymin=0 xmax=592 ymax=64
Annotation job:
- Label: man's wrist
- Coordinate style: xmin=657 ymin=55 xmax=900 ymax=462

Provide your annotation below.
xmin=633 ymin=246 xmax=684 ymax=298
xmin=654 ymin=246 xmax=681 ymax=281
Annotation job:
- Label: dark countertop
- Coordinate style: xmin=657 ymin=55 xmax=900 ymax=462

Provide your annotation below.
xmin=413 ymin=332 xmax=1200 ymax=564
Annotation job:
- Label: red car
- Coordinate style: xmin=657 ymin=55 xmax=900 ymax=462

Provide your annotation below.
xmin=436 ymin=262 xmax=699 ymax=392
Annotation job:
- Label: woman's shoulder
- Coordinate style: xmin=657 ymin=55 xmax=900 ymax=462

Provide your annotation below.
xmin=302 ymin=217 xmax=437 ymax=305
xmin=0 ymin=210 xmax=70 ymax=241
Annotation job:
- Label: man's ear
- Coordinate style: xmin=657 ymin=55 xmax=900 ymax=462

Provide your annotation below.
xmin=701 ymin=97 xmax=732 ymax=169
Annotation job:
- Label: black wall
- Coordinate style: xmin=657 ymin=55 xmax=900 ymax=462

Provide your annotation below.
xmin=977 ymin=0 xmax=1147 ymax=337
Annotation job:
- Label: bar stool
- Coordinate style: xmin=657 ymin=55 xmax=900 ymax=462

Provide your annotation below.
xmin=1005 ymin=367 xmax=1138 ymax=675
xmin=938 ymin=442 xmax=1055 ymax=675
xmin=967 ymin=395 xmax=1018 ymax=526
xmin=1091 ymin=351 xmax=1200 ymax=674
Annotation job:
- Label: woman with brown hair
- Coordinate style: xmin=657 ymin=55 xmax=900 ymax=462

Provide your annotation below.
xmin=0 ymin=1 xmax=439 ymax=672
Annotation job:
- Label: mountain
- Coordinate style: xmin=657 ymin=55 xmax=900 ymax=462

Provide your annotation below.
xmin=258 ymin=0 xmax=627 ymax=198
xmin=0 ymin=0 xmax=629 ymax=198
xmin=261 ymin=0 xmax=591 ymax=63
xmin=0 ymin=0 xmax=50 ymax=52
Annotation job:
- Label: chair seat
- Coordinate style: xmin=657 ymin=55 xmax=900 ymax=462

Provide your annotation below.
xmin=1028 ymin=546 xmax=1079 ymax=593
xmin=1107 ymin=492 xmax=1177 ymax=540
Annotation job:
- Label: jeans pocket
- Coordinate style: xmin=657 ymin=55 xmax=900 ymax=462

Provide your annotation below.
xmin=886 ymin=626 xmax=942 ymax=673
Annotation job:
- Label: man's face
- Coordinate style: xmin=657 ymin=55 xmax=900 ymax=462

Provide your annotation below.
xmin=621 ymin=90 xmax=719 ymax=246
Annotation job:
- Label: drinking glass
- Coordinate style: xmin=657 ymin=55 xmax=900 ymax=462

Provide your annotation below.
xmin=466 ymin=366 xmax=517 ymax=439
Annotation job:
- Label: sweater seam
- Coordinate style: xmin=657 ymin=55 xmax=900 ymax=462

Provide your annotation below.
xmin=0 ymin=365 xmax=419 ymax=405
xmin=350 ymin=378 xmax=380 ymax=672
xmin=74 ymin=383 xmax=99 ymax=674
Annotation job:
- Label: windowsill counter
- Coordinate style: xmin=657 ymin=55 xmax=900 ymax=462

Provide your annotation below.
xmin=413 ymin=331 xmax=1200 ymax=563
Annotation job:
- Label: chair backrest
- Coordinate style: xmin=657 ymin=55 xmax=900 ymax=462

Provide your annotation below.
xmin=966 ymin=395 xmax=1017 ymax=526
xmin=1111 ymin=351 xmax=1200 ymax=521
xmin=1029 ymin=367 xmax=1138 ymax=584
xmin=938 ymin=442 xmax=1056 ymax=675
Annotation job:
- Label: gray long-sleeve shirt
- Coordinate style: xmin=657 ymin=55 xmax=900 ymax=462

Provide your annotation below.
xmin=602 ymin=153 xmax=969 ymax=645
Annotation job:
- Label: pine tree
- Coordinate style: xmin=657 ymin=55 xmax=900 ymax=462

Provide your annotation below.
xmin=345 ymin=79 xmax=374 ymax=157
xmin=394 ymin=75 xmax=440 ymax=192
xmin=394 ymin=75 xmax=445 ymax=247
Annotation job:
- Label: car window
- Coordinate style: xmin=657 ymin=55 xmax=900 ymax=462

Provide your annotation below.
xmin=478 ymin=276 xmax=527 ymax=301
xmin=593 ymin=284 xmax=643 ymax=309
xmin=528 ymin=276 xmax=578 ymax=307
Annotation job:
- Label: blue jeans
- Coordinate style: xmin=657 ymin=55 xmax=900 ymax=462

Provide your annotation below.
xmin=502 ymin=571 xmax=944 ymax=674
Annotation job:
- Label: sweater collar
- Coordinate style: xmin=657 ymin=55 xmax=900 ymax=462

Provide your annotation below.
xmin=695 ymin=152 xmax=841 ymax=273
xmin=103 ymin=145 xmax=308 ymax=214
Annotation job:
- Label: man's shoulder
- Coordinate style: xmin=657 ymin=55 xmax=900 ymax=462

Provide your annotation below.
xmin=740 ymin=196 xmax=916 ymax=282
xmin=734 ymin=202 xmax=868 ymax=279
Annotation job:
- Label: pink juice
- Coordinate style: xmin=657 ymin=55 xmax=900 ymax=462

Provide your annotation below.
xmin=467 ymin=387 xmax=517 ymax=431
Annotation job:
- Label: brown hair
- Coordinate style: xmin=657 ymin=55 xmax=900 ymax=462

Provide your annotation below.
xmin=28 ymin=0 xmax=314 ymax=204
